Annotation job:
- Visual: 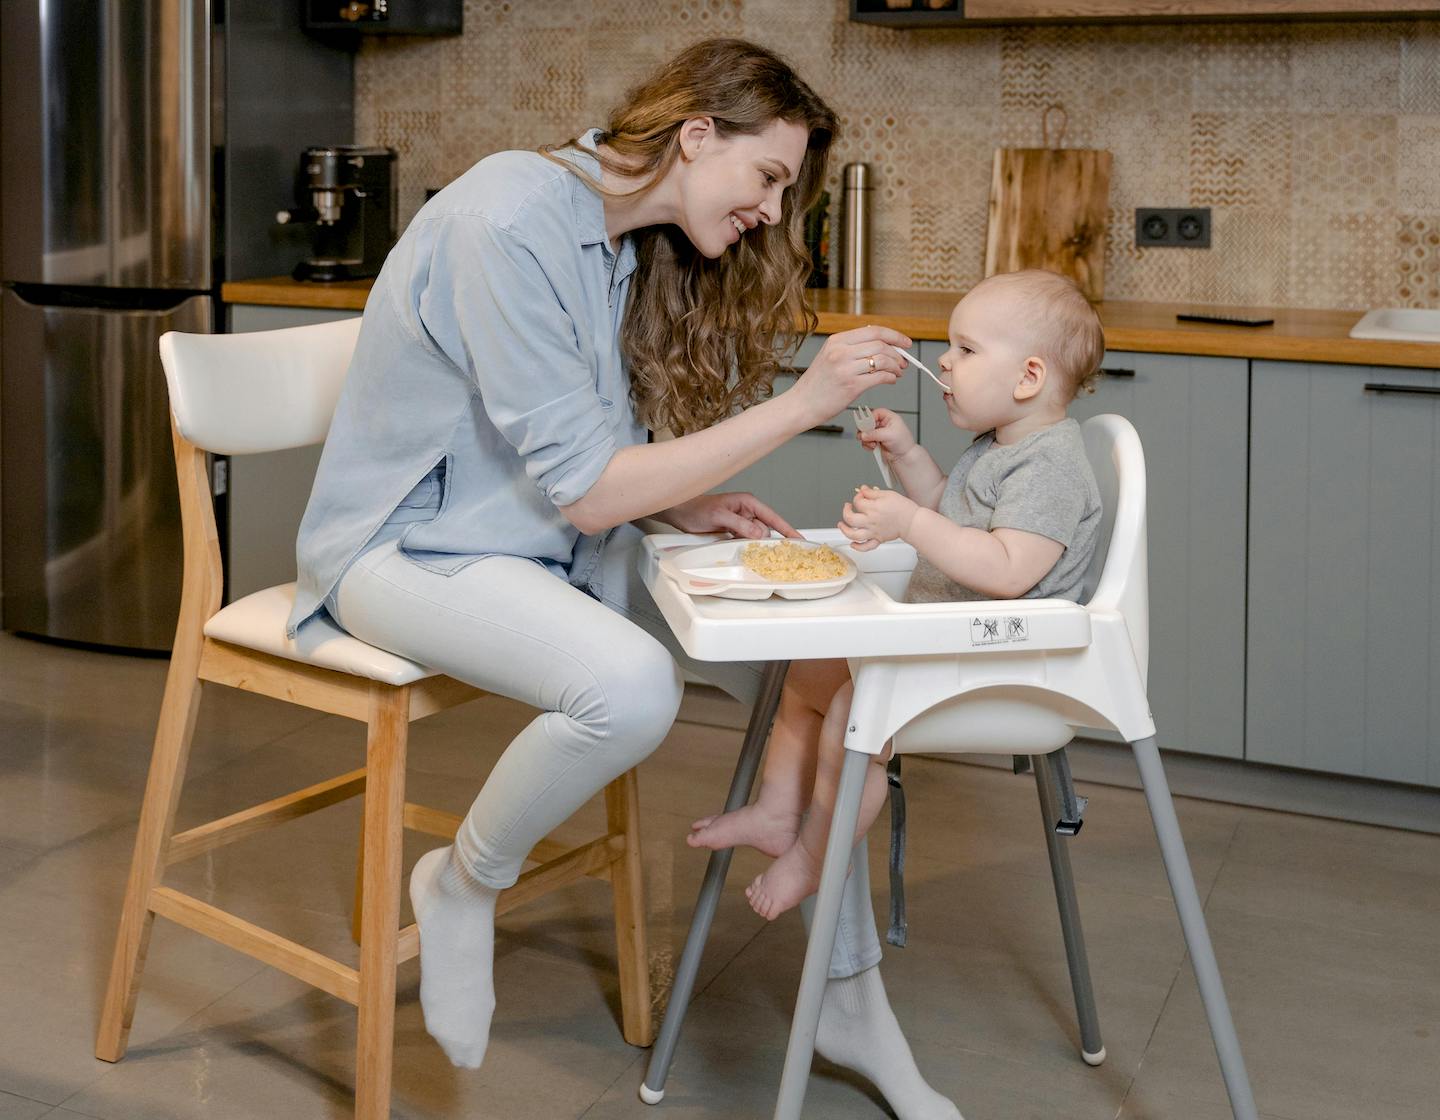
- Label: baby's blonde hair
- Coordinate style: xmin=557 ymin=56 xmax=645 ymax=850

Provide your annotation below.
xmin=972 ymin=270 xmax=1106 ymax=400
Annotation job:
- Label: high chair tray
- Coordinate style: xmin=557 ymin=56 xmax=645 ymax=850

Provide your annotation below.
xmin=641 ymin=529 xmax=1093 ymax=663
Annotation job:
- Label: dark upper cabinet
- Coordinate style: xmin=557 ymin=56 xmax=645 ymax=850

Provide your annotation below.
xmin=850 ymin=1 xmax=1440 ymax=28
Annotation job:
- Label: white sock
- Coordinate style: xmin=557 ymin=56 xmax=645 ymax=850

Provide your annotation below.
xmin=815 ymin=965 xmax=963 ymax=1120
xmin=408 ymin=844 xmax=500 ymax=1069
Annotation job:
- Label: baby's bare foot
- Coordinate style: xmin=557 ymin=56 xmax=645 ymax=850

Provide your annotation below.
xmin=687 ymin=803 xmax=800 ymax=858
xmin=744 ymin=842 xmax=825 ymax=921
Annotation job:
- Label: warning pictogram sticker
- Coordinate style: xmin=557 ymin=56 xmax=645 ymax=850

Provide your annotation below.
xmin=970 ymin=615 xmax=1029 ymax=645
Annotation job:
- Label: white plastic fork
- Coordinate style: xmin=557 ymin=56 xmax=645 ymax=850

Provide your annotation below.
xmin=850 ymin=404 xmax=895 ymax=488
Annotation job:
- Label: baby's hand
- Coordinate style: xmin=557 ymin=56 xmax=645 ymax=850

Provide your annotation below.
xmin=855 ymin=408 xmax=916 ymax=461
xmin=839 ymin=486 xmax=919 ymax=551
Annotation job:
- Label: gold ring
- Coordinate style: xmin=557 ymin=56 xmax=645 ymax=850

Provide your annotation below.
xmin=867 ymin=355 xmax=876 ymax=372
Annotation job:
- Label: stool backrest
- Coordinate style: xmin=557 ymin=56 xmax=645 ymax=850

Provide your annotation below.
xmin=156 ymin=317 xmax=363 ymax=631
xmin=158 ymin=317 xmax=362 ymax=455
xmin=1080 ymin=414 xmax=1149 ymax=680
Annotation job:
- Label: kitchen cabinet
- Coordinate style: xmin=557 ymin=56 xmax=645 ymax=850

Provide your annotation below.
xmin=1247 ymin=360 xmax=1440 ymax=785
xmin=850 ymin=0 xmax=1440 ymax=28
xmin=224 ymin=304 xmax=360 ymax=601
xmin=919 ymin=348 xmax=1250 ymax=760
xmin=721 ymin=335 xmax=920 ymax=532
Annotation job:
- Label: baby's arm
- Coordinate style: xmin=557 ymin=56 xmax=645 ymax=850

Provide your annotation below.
xmin=841 ymin=487 xmax=1062 ymax=595
xmin=856 ymin=409 xmax=946 ymax=508
xmin=905 ymin=516 xmax=1063 ymax=600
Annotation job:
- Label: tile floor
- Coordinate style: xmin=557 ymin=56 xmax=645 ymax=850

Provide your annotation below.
xmin=1 ymin=631 xmax=1437 ymax=1120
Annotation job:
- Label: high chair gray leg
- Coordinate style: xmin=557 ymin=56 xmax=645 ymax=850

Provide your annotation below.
xmin=774 ymin=747 xmax=871 ymax=1120
xmin=1033 ymin=751 xmax=1105 ymax=1065
xmin=1132 ymin=736 xmax=1259 ymax=1120
xmin=640 ymin=661 xmax=790 ymax=1105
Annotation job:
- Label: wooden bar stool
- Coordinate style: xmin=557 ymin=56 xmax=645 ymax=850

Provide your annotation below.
xmin=95 ymin=318 xmax=652 ymax=1119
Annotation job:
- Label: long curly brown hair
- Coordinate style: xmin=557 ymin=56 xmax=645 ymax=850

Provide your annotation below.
xmin=541 ymin=39 xmax=838 ymax=435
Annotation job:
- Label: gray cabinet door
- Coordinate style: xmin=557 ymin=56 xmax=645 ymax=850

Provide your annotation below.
xmin=1248 ymin=361 xmax=1440 ymax=785
xmin=224 ymin=305 xmax=361 ymax=602
xmin=719 ymin=335 xmax=919 ymax=532
xmin=919 ymin=346 xmax=1250 ymax=759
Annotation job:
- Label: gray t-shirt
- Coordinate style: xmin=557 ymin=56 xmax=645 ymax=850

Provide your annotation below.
xmin=904 ymin=418 xmax=1103 ymax=605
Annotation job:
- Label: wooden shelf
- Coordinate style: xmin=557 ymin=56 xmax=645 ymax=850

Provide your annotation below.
xmin=850 ymin=1 xmax=1440 ymax=27
xmin=302 ymin=0 xmax=461 ymax=35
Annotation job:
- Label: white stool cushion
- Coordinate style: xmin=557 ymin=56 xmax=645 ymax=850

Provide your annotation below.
xmin=203 ymin=583 xmax=437 ymax=687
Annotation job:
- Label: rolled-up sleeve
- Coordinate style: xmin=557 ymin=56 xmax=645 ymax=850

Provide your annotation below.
xmin=419 ymin=214 xmax=617 ymax=507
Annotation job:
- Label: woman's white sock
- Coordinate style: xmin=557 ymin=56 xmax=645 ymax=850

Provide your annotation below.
xmin=814 ymin=965 xmax=963 ymax=1120
xmin=408 ymin=844 xmax=501 ymax=1069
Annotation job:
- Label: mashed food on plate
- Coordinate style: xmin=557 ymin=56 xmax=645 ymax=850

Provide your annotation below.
xmin=740 ymin=541 xmax=847 ymax=582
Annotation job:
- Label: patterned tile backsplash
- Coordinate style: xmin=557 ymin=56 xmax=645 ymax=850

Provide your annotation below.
xmin=356 ymin=0 xmax=1440 ymax=310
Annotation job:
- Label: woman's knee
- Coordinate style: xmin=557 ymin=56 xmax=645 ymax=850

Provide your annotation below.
xmin=569 ymin=632 xmax=682 ymax=752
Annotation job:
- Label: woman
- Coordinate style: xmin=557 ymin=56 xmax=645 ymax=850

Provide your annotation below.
xmin=289 ymin=38 xmax=959 ymax=1120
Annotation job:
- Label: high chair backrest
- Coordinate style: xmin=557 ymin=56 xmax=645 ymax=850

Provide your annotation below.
xmin=158 ymin=317 xmax=362 ymax=455
xmin=1079 ymin=414 xmax=1149 ymax=681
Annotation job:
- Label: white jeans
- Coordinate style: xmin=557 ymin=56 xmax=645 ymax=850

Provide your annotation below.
xmin=331 ymin=522 xmax=882 ymax=978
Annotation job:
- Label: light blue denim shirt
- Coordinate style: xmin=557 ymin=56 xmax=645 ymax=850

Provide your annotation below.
xmin=287 ymin=132 xmax=643 ymax=636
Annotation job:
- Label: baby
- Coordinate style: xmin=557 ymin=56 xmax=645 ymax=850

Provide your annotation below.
xmin=689 ymin=269 xmax=1106 ymax=919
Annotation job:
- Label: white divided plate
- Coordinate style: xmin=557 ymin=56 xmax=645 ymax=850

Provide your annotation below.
xmin=656 ymin=539 xmax=858 ymax=601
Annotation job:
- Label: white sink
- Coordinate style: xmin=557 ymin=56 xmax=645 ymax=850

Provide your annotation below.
xmin=1349 ymin=308 xmax=1440 ymax=342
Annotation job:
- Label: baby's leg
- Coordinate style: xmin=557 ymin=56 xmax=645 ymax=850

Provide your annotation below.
xmin=688 ymin=658 xmax=849 ymax=857
xmin=747 ymin=681 xmax=891 ymax=920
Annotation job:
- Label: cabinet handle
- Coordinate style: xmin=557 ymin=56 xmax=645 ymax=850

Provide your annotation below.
xmin=1363 ymin=382 xmax=1440 ymax=398
xmin=1100 ymin=367 xmax=1136 ymax=378
xmin=808 ymin=424 xmax=846 ymax=435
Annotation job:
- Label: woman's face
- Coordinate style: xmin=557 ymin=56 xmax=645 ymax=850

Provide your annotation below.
xmin=676 ymin=117 xmax=810 ymax=258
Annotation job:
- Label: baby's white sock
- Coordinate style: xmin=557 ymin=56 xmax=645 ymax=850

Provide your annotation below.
xmin=408 ymin=844 xmax=501 ymax=1069
xmin=815 ymin=965 xmax=963 ymax=1120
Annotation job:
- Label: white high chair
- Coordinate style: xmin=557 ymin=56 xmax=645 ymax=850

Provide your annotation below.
xmin=96 ymin=318 xmax=653 ymax=1120
xmin=637 ymin=414 xmax=1258 ymax=1120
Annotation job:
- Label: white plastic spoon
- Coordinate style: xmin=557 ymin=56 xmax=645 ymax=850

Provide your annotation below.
xmin=891 ymin=345 xmax=950 ymax=394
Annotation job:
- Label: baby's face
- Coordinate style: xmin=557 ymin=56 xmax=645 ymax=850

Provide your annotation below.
xmin=936 ymin=286 xmax=1037 ymax=432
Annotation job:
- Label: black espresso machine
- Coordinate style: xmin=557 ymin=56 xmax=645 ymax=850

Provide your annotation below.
xmin=277 ymin=145 xmax=398 ymax=281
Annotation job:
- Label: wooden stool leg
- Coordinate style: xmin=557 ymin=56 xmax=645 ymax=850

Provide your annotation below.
xmin=355 ymin=686 xmax=409 ymax=1120
xmin=96 ymin=649 xmax=205 ymax=1061
xmin=352 ymin=799 xmax=366 ymax=947
xmin=605 ymin=768 xmax=653 ymax=1047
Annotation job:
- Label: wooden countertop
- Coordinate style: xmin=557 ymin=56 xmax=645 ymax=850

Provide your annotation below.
xmin=223 ymin=275 xmax=375 ymax=312
xmin=222 ymin=275 xmax=1440 ymax=370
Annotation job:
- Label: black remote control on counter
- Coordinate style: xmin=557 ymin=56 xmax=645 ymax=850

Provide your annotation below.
xmin=1175 ymin=312 xmax=1275 ymax=327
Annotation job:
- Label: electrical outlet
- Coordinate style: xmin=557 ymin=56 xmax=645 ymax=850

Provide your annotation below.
xmin=1135 ymin=207 xmax=1211 ymax=249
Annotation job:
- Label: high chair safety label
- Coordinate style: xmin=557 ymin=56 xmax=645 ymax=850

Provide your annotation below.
xmin=970 ymin=616 xmax=1030 ymax=645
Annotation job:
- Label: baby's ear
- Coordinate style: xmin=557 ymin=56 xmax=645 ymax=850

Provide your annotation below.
xmin=1014 ymin=355 xmax=1047 ymax=401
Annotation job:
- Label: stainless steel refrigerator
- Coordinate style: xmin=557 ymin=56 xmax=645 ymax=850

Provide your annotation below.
xmin=0 ymin=0 xmax=352 ymax=651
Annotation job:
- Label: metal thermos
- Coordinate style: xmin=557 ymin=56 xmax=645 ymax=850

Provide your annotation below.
xmin=841 ymin=162 xmax=872 ymax=290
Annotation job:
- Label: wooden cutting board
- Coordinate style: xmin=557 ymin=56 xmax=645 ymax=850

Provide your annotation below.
xmin=984 ymin=146 xmax=1112 ymax=302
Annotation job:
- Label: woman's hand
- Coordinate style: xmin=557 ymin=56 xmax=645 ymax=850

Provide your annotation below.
xmin=856 ymin=407 xmax=917 ymax=462
xmin=790 ymin=325 xmax=913 ymax=428
xmin=838 ymin=485 xmax=918 ymax=551
xmin=659 ymin=492 xmax=800 ymax=540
